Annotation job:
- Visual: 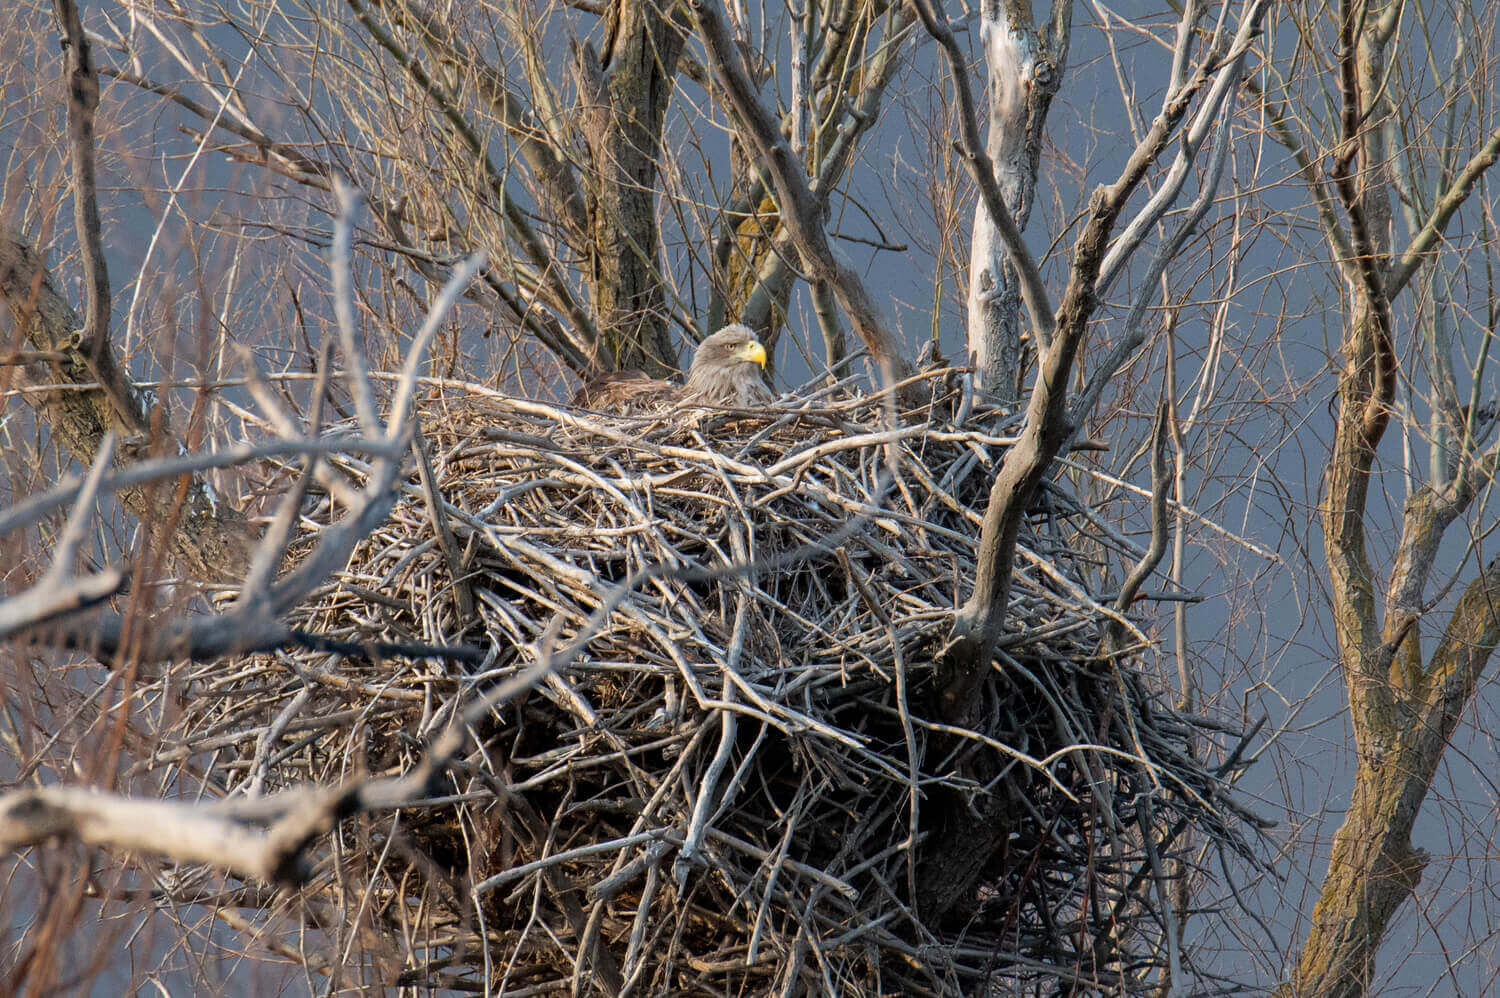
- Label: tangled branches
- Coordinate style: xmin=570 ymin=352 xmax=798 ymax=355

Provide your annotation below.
xmin=128 ymin=374 xmax=1269 ymax=995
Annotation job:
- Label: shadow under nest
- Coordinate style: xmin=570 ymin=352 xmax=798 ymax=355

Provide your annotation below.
xmin=218 ymin=374 xmax=1268 ymax=996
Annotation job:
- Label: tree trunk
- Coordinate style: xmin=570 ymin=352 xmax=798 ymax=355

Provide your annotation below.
xmin=1285 ymin=554 xmax=1500 ymax=998
xmin=965 ymin=0 xmax=1067 ymax=405
xmin=0 ymin=236 xmax=248 ymax=581
xmin=578 ymin=0 xmax=685 ymax=376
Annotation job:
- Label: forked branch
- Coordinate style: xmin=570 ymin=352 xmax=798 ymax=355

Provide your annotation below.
xmin=938 ymin=0 xmax=1271 ymax=724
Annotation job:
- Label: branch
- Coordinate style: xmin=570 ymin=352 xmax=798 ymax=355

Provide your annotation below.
xmin=0 ymin=434 xmax=123 ymax=639
xmin=1113 ymin=404 xmax=1171 ymax=619
xmin=1096 ymin=8 xmax=1265 ymax=296
xmin=907 ymin=0 xmax=1055 ymax=348
xmin=689 ymin=0 xmax=913 ymax=382
xmin=330 ymin=181 xmax=380 ymax=433
xmin=0 ymin=435 xmax=401 ymax=541
xmin=53 ymin=0 xmax=109 ymax=351
xmin=1386 ymin=125 xmax=1500 ymax=298
xmin=1380 ymin=480 xmax=1469 ymax=651
xmin=0 ymin=784 xmax=340 ymax=885
xmin=1416 ymin=554 xmax=1500 ymax=752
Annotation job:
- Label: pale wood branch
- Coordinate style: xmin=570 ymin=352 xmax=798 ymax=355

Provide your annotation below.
xmin=1386 ymin=125 xmax=1500 ymax=298
xmin=0 ymin=433 xmax=123 ymax=639
xmin=908 ymin=0 xmax=1055 ymax=348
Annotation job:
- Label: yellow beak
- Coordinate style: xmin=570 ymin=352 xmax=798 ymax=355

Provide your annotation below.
xmin=742 ymin=340 xmax=768 ymax=368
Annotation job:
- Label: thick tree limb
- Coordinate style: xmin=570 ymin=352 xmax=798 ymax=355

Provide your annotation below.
xmin=908 ymin=0 xmax=1056 ymax=350
xmin=939 ymin=0 xmax=1271 ymax=726
xmin=573 ymin=0 xmax=688 ymax=375
xmin=1386 ymin=125 xmax=1500 ymax=298
xmin=53 ymin=0 xmax=109 ymax=353
xmin=1 ymin=241 xmax=250 ymax=581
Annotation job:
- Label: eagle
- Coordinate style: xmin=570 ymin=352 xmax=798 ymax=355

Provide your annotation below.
xmin=574 ymin=324 xmax=773 ymax=412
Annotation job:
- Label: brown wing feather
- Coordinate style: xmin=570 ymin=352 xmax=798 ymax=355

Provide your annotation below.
xmin=572 ymin=371 xmax=685 ymax=412
xmin=574 ymin=325 xmax=774 ymax=412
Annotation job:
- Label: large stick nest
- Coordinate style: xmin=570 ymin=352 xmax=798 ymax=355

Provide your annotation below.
xmin=192 ymin=375 xmax=1265 ymax=995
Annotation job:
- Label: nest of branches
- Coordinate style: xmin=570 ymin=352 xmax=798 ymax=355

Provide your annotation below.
xmin=192 ymin=373 xmax=1263 ymax=996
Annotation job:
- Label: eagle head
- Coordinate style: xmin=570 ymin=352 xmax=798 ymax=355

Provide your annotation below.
xmin=684 ymin=324 xmax=773 ymax=407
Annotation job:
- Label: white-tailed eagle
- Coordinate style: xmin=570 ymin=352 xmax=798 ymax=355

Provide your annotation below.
xmin=575 ymin=324 xmax=773 ymax=411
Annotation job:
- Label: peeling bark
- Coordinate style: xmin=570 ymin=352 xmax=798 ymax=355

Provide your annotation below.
xmin=966 ymin=0 xmax=1069 ymax=404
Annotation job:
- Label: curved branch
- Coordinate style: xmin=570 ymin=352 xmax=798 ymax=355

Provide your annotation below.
xmin=1386 ymin=125 xmax=1500 ymax=298
xmin=690 ymin=0 xmax=913 ymax=383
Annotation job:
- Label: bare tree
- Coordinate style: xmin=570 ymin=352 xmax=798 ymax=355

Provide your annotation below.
xmin=31 ymin=0 xmax=1500 ymax=994
xmin=1247 ymin=3 xmax=1500 ymax=995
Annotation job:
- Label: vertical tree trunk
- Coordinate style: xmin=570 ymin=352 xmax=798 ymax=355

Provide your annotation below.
xmin=965 ymin=0 xmax=1066 ymax=404
xmin=579 ymin=0 xmax=685 ymax=376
